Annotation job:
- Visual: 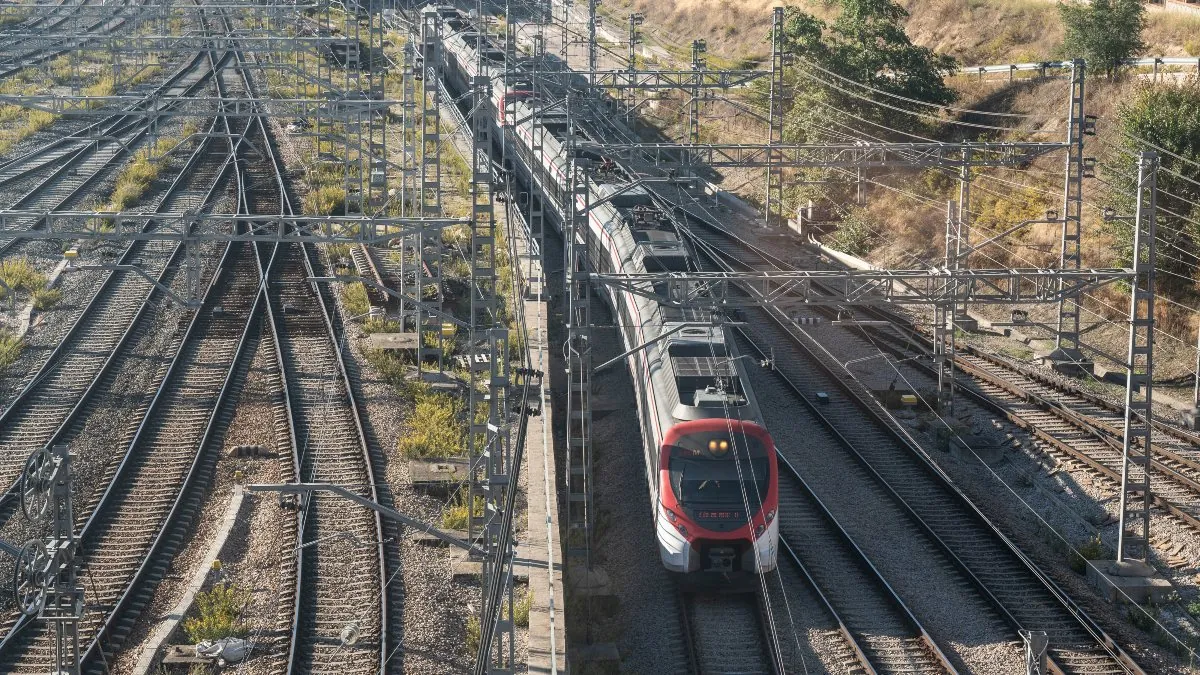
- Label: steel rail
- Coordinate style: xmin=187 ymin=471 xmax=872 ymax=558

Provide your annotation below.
xmin=774 ymin=457 xmax=960 ymax=674
xmin=687 ymin=230 xmax=1143 ymax=674
xmin=0 ymin=116 xmax=234 ymax=532
xmin=62 ymin=53 xmax=260 ymax=668
xmin=0 ymin=16 xmax=254 ymax=667
xmin=0 ymin=49 xmax=222 ymax=187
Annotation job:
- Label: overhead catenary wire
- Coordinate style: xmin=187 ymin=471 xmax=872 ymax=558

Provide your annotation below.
xmin=793 ymin=54 xmax=1041 ymax=119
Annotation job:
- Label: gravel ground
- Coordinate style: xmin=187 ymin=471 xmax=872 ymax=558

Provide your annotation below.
xmin=762 ymin=563 xmax=860 ymax=675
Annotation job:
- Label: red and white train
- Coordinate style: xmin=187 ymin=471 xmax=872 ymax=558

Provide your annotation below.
xmin=431 ymin=5 xmax=779 ymax=576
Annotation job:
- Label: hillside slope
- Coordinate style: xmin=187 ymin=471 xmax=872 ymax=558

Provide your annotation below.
xmin=603 ymin=0 xmax=1200 ymax=65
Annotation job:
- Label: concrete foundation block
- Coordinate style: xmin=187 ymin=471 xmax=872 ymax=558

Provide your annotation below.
xmin=1184 ymin=408 xmax=1200 ymax=431
xmin=1086 ymin=560 xmax=1173 ymax=604
xmin=1041 ymin=347 xmax=1094 ymax=377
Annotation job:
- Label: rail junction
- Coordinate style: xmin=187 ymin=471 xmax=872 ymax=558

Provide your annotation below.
xmin=0 ymin=0 xmax=1194 ymax=672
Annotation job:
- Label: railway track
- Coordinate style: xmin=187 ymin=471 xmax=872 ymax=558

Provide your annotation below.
xmin=679 ymin=224 xmax=1143 ymax=674
xmin=775 ymin=456 xmax=958 ymax=674
xmin=230 ymin=42 xmax=387 ymax=669
xmin=266 ymin=239 xmax=386 ymax=674
xmin=679 ymin=590 xmax=782 ymax=673
xmin=0 ymin=59 xmax=220 ymax=256
xmin=0 ymin=50 xmax=218 ymax=189
xmin=0 ymin=119 xmax=235 ymax=528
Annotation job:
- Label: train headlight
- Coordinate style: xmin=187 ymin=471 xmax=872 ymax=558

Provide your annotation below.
xmin=708 ymin=439 xmax=730 ymax=456
xmin=665 ymin=508 xmax=677 ymax=523
xmin=765 ymin=509 xmax=776 ymax=524
xmin=754 ymin=523 xmax=765 ymax=538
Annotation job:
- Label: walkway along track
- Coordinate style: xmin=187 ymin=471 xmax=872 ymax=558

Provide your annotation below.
xmin=679 ymin=223 xmax=1144 ymax=674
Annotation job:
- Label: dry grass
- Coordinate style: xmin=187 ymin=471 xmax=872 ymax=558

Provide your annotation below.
xmin=108 ymin=148 xmax=162 ymax=210
xmin=1145 ymin=10 xmax=1200 ymax=57
xmin=0 ymin=257 xmax=46 ymax=294
xmin=606 ymin=0 xmax=1200 ymax=66
xmin=0 ymin=331 xmax=22 ymax=370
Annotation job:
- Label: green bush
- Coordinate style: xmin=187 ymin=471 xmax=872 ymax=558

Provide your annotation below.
xmin=511 ymin=590 xmax=531 ymax=628
xmin=1069 ymin=535 xmax=1107 ymax=573
xmin=465 ymin=615 xmax=480 ymax=654
xmin=364 ymin=349 xmax=409 ymax=389
xmin=1059 ymin=0 xmax=1145 ymax=80
xmin=326 ymin=243 xmax=352 ymax=264
xmin=31 ymin=288 xmax=60 ymax=311
xmin=0 ymin=331 xmax=23 ymax=370
xmin=0 ymin=257 xmax=45 ymax=293
xmin=360 ymin=318 xmax=399 ymax=335
xmin=108 ymin=147 xmax=166 ymax=211
xmin=303 ymin=183 xmax=348 ymax=216
xmin=342 ymin=282 xmax=370 ymax=317
xmin=182 ymin=583 xmax=248 ymax=643
xmin=397 ymin=386 xmax=465 ymax=458
xmin=825 ymin=206 xmax=879 ymax=257
xmin=441 ymin=492 xmax=483 ymax=530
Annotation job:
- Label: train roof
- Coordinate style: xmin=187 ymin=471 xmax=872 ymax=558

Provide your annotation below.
xmin=664 ymin=328 xmax=750 ymax=421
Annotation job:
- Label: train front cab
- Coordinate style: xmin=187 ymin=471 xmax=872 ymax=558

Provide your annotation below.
xmin=657 ymin=419 xmax=779 ymax=578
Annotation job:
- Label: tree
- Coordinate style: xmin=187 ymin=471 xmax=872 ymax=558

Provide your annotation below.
xmin=1100 ymin=83 xmax=1200 ymax=299
xmin=775 ymin=0 xmax=957 ymax=142
xmin=1058 ymin=0 xmax=1146 ymax=79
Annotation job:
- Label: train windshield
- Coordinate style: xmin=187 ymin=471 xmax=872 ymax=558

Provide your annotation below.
xmin=667 ymin=432 xmax=770 ymax=510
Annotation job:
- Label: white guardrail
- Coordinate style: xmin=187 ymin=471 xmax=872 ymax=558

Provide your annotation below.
xmin=960 ymin=57 xmax=1200 ymax=79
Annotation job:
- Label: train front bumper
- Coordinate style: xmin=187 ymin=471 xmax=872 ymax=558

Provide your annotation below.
xmin=657 ymin=510 xmax=779 ymax=574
